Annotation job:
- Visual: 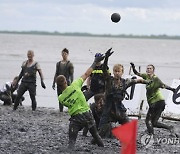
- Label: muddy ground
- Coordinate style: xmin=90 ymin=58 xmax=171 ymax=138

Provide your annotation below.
xmin=0 ymin=104 xmax=180 ymax=154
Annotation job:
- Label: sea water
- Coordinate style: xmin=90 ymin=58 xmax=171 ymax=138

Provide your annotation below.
xmin=0 ymin=33 xmax=179 ymax=109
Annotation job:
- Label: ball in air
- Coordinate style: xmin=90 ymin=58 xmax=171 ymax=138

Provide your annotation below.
xmin=111 ymin=13 xmax=121 ymax=23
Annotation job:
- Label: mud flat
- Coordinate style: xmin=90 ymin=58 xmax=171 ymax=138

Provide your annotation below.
xmin=0 ymin=104 xmax=180 ymax=154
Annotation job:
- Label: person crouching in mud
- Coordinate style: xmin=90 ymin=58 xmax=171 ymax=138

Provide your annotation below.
xmin=82 ymin=93 xmax=113 ymax=138
xmin=0 ymin=76 xmax=24 ymax=105
xmin=56 ymin=52 xmax=105 ymax=150
xmin=98 ymin=49 xmax=151 ymax=137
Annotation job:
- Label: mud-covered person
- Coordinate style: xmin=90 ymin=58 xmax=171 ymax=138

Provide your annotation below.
xmin=52 ymin=48 xmax=74 ymax=112
xmin=0 ymin=76 xmax=24 ymax=105
xmin=130 ymin=62 xmax=177 ymax=137
xmin=98 ymin=49 xmax=151 ymax=137
xmin=56 ymin=53 xmax=105 ymax=150
xmin=13 ymin=50 xmax=46 ymax=111
xmin=83 ymin=93 xmax=112 ymax=138
xmin=83 ymin=61 xmax=110 ymax=101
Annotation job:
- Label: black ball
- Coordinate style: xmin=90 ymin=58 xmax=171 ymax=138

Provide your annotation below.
xmin=111 ymin=13 xmax=121 ymax=23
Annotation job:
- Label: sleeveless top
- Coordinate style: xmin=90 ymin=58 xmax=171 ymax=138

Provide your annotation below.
xmin=56 ymin=61 xmax=74 ymax=85
xmin=21 ymin=60 xmax=40 ymax=83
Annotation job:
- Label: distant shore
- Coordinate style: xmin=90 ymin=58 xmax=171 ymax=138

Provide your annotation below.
xmin=0 ymin=30 xmax=180 ymax=40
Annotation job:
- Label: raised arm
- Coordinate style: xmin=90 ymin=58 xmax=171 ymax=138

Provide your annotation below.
xmin=81 ymin=53 xmax=104 ymax=82
xmin=86 ymin=76 xmax=91 ymax=89
xmin=130 ymin=62 xmax=141 ymax=76
xmin=102 ymin=48 xmax=114 ymax=94
xmin=102 ymin=48 xmax=113 ymax=77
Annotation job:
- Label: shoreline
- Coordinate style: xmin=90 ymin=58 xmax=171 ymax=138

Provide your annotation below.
xmin=1 ymin=31 xmax=180 ymax=40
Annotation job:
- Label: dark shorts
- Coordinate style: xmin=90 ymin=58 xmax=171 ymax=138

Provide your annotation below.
xmin=69 ymin=111 xmax=96 ymax=131
xmin=148 ymin=100 xmax=165 ymax=114
xmin=17 ymin=82 xmax=36 ymax=96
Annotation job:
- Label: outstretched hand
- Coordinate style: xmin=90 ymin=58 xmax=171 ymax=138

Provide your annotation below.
xmin=172 ymin=88 xmax=176 ymax=93
xmin=105 ymin=48 xmax=114 ymax=58
xmin=94 ymin=53 xmax=104 ymax=63
xmin=130 ymin=62 xmax=135 ymax=69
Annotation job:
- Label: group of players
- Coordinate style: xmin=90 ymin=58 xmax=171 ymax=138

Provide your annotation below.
xmin=56 ymin=48 xmax=178 ymax=149
xmin=0 ymin=48 xmax=178 ymax=150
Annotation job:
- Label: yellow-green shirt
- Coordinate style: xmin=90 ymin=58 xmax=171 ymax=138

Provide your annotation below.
xmin=140 ymin=73 xmax=164 ymax=104
xmin=58 ymin=78 xmax=90 ymax=116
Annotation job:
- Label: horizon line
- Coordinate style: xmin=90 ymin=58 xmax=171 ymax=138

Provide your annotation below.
xmin=0 ymin=30 xmax=180 ymax=40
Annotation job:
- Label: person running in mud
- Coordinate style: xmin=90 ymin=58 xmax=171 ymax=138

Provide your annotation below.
xmin=82 ymin=93 xmax=112 ymax=138
xmin=98 ymin=49 xmax=151 ymax=137
xmin=56 ymin=52 xmax=105 ymax=150
xmin=13 ymin=50 xmax=46 ymax=111
xmin=130 ymin=62 xmax=177 ymax=136
xmin=0 ymin=76 xmax=24 ymax=105
xmin=83 ymin=62 xmax=110 ymax=101
xmin=52 ymin=48 xmax=74 ymax=112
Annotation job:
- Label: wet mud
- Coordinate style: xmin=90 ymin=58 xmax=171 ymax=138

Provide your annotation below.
xmin=0 ymin=105 xmax=180 ymax=154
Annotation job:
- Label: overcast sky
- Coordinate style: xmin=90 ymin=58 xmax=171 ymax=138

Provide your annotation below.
xmin=1 ymin=0 xmax=180 ymax=35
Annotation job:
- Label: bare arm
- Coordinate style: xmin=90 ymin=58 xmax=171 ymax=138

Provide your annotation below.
xmin=86 ymin=76 xmax=91 ymax=88
xmin=53 ymin=74 xmax=57 ymax=86
xmin=126 ymin=78 xmax=151 ymax=89
xmin=52 ymin=62 xmax=59 ymax=86
xmin=81 ymin=68 xmax=94 ymax=82
xmin=69 ymin=63 xmax=74 ymax=83
xmin=16 ymin=61 xmax=26 ymax=84
xmin=38 ymin=69 xmax=46 ymax=89
xmin=17 ymin=69 xmax=23 ymax=83
xmin=13 ymin=69 xmax=24 ymax=87
xmin=38 ymin=69 xmax=44 ymax=81
xmin=162 ymin=83 xmax=175 ymax=92
xmin=156 ymin=77 xmax=175 ymax=92
xmin=70 ymin=74 xmax=74 ymax=83
xmin=136 ymin=78 xmax=150 ymax=84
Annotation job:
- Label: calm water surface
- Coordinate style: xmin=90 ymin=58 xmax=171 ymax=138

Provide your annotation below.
xmin=0 ymin=34 xmax=179 ymax=109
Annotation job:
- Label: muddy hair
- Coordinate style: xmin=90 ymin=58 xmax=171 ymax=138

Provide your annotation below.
xmin=113 ymin=64 xmax=124 ymax=73
xmin=62 ymin=48 xmax=69 ymax=54
xmin=27 ymin=50 xmax=34 ymax=56
xmin=94 ymin=93 xmax=105 ymax=102
xmin=13 ymin=76 xmax=19 ymax=80
xmin=56 ymin=75 xmax=66 ymax=86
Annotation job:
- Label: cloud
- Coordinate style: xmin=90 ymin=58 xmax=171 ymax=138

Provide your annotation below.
xmin=0 ymin=0 xmax=180 ymax=35
xmin=121 ymin=8 xmax=180 ymax=22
